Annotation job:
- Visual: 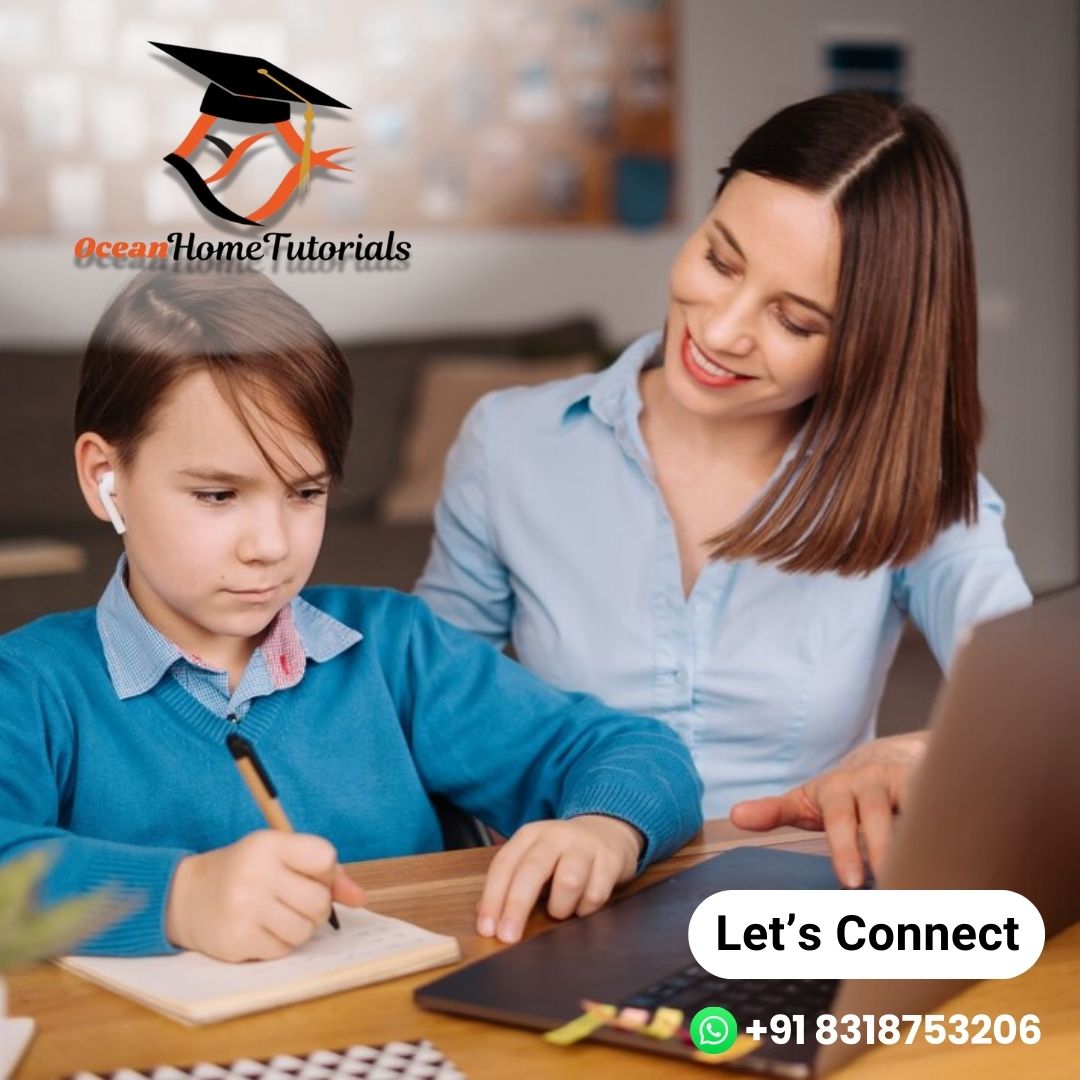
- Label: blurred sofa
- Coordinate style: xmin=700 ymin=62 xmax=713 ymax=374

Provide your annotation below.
xmin=0 ymin=315 xmax=605 ymax=633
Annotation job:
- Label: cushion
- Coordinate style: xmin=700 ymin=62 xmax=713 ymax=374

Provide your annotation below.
xmin=379 ymin=354 xmax=595 ymax=525
xmin=334 ymin=316 xmax=602 ymax=515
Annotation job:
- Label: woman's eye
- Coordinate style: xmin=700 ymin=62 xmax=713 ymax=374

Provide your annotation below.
xmin=194 ymin=490 xmax=234 ymax=505
xmin=776 ymin=308 xmax=816 ymax=339
xmin=704 ymin=248 xmax=734 ymax=276
xmin=293 ymin=487 xmax=327 ymax=503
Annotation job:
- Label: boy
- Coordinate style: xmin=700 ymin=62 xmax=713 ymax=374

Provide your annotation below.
xmin=0 ymin=269 xmax=702 ymax=959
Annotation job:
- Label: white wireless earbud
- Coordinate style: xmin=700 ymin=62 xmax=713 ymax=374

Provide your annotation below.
xmin=98 ymin=470 xmax=126 ymax=535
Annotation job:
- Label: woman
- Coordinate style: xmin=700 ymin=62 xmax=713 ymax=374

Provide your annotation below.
xmin=416 ymin=92 xmax=1032 ymax=887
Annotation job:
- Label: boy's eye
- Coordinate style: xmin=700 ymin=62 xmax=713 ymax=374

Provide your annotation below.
xmin=193 ymin=490 xmax=235 ymax=505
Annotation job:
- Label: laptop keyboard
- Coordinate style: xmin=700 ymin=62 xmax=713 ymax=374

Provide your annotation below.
xmin=618 ymin=963 xmax=838 ymax=1028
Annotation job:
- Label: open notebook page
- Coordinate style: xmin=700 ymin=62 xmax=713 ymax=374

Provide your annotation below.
xmin=58 ymin=906 xmax=460 ymax=1024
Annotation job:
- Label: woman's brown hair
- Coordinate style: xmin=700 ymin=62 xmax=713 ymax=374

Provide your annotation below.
xmin=708 ymin=92 xmax=981 ymax=575
xmin=75 ymin=268 xmax=353 ymax=484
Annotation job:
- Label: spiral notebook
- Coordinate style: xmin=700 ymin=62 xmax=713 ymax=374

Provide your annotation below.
xmin=57 ymin=907 xmax=460 ymax=1025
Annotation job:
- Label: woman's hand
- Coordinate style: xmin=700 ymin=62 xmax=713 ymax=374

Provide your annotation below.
xmin=729 ymin=732 xmax=929 ymax=887
xmin=475 ymin=815 xmax=644 ymax=944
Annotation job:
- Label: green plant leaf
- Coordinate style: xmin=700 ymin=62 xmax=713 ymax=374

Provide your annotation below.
xmin=0 ymin=893 xmax=123 ymax=971
xmin=0 ymin=850 xmax=52 ymax=937
xmin=0 ymin=851 xmax=130 ymax=971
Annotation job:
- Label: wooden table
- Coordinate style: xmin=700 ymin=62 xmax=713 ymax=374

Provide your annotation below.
xmin=9 ymin=821 xmax=1079 ymax=1078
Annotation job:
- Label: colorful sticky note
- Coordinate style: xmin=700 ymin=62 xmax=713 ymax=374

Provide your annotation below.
xmin=613 ymin=1006 xmax=652 ymax=1031
xmin=543 ymin=1002 xmax=616 ymax=1046
xmin=640 ymin=1005 xmax=683 ymax=1039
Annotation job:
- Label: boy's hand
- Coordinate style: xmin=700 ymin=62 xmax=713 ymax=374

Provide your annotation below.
xmin=165 ymin=831 xmax=366 ymax=961
xmin=475 ymin=814 xmax=644 ymax=944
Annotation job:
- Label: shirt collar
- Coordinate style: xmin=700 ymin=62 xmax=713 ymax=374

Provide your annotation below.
xmin=96 ymin=554 xmax=361 ymax=701
xmin=560 ymin=327 xmax=809 ymax=485
xmin=562 ymin=330 xmax=663 ymax=429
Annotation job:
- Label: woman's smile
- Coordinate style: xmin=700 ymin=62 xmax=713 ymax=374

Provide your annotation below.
xmin=680 ymin=328 xmax=757 ymax=388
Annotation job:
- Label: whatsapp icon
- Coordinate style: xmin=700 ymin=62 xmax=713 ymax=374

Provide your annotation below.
xmin=689 ymin=1006 xmax=739 ymax=1054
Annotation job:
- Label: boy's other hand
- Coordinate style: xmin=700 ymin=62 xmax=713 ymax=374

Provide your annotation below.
xmin=475 ymin=814 xmax=643 ymax=944
xmin=165 ymin=830 xmax=366 ymax=961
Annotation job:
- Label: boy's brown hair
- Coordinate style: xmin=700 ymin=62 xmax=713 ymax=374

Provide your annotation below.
xmin=708 ymin=92 xmax=981 ymax=576
xmin=75 ymin=268 xmax=353 ymax=483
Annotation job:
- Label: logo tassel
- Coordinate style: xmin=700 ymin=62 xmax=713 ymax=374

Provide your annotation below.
xmin=258 ymin=67 xmax=315 ymax=197
xmin=300 ymin=105 xmax=314 ymax=193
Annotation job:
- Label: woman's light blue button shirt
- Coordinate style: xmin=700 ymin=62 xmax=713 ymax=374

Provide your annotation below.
xmin=416 ymin=332 xmax=1033 ymax=818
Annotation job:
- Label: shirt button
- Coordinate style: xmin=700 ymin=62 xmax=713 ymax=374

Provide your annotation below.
xmin=674 ymin=668 xmax=687 ymax=684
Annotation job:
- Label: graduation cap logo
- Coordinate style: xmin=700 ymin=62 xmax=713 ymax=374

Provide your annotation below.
xmin=152 ymin=41 xmax=351 ymax=227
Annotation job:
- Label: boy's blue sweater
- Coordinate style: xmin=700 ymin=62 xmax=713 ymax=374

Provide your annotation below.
xmin=0 ymin=586 xmax=703 ymax=955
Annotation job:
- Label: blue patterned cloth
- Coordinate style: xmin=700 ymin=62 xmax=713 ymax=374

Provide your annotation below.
xmin=96 ymin=554 xmax=360 ymax=719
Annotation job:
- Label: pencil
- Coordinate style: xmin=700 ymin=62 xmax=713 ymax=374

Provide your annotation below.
xmin=226 ymin=731 xmax=341 ymax=931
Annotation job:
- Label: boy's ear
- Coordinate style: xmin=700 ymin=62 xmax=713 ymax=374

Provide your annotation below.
xmin=74 ymin=433 xmax=124 ymax=531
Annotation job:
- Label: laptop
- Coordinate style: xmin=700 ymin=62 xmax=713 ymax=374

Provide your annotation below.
xmin=416 ymin=588 xmax=1080 ymax=1076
